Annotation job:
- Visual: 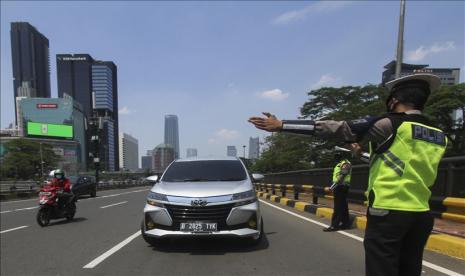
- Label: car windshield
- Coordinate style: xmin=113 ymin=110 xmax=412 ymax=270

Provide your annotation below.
xmin=161 ymin=160 xmax=247 ymax=182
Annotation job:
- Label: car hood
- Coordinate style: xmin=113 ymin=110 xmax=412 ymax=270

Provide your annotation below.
xmin=151 ymin=179 xmax=252 ymax=198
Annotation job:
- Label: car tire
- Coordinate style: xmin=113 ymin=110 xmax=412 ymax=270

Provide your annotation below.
xmin=141 ymin=220 xmax=164 ymax=247
xmin=90 ymin=188 xmax=97 ymax=198
xmin=246 ymin=217 xmax=264 ymax=246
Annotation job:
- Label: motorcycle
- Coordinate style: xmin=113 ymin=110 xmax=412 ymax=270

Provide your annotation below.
xmin=36 ymin=184 xmax=77 ymax=227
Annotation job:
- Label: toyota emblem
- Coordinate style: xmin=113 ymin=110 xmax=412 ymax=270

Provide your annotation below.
xmin=191 ymin=199 xmax=208 ymax=207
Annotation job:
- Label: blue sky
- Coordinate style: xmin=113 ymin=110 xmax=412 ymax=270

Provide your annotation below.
xmin=1 ymin=1 xmax=464 ymax=161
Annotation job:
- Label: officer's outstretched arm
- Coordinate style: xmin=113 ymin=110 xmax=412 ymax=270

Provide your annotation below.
xmin=249 ymin=112 xmax=381 ymax=143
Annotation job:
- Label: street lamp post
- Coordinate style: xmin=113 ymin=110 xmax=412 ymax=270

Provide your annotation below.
xmin=395 ymin=0 xmax=406 ymax=78
xmin=243 ymin=145 xmax=246 ymax=159
xmin=39 ymin=142 xmax=44 ymax=177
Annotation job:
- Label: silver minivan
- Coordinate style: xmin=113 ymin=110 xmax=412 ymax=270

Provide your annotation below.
xmin=141 ymin=157 xmax=264 ymax=246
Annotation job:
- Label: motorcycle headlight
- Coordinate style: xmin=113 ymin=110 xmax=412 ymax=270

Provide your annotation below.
xmin=147 ymin=191 xmax=168 ymax=207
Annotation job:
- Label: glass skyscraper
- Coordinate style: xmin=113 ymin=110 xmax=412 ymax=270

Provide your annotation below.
xmin=248 ymin=137 xmax=260 ymax=160
xmin=57 ymin=54 xmax=119 ymax=171
xmin=227 ymin=146 xmax=237 ymax=157
xmin=11 ymin=22 xmax=51 ymax=124
xmin=164 ymin=115 xmax=179 ymax=159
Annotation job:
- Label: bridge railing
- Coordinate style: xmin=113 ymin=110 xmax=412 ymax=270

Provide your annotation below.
xmin=256 ymin=156 xmax=465 ymax=221
xmin=0 ymin=179 xmax=151 ymax=200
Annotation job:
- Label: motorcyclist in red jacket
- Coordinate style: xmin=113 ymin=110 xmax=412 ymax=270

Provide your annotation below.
xmin=49 ymin=169 xmax=72 ymax=207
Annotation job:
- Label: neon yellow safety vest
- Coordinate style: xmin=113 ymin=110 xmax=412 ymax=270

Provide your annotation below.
xmin=368 ymin=117 xmax=447 ymax=212
xmin=333 ymin=159 xmax=351 ymax=185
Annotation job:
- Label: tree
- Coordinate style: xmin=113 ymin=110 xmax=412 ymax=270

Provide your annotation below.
xmin=0 ymin=139 xmax=61 ymax=180
xmin=423 ymin=83 xmax=465 ymax=156
xmin=251 ymin=133 xmax=314 ymax=173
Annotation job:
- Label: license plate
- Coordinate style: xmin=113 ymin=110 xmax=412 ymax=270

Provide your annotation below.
xmin=180 ymin=222 xmax=218 ymax=232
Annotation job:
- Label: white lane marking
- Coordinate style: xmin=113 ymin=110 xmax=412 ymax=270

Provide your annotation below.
xmin=1 ymin=198 xmax=37 ymax=204
xmin=93 ymin=189 xmax=149 ymax=199
xmin=83 ymin=231 xmax=141 ymax=269
xmin=0 ymin=206 xmax=38 ymax=214
xmin=0 ymin=225 xmax=29 ymax=234
xmin=259 ymin=199 xmax=464 ymax=276
xmin=422 ymin=261 xmax=464 ymax=276
xmin=100 ymin=201 xmax=128 ymax=209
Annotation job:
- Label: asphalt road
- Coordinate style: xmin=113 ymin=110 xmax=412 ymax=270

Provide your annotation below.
xmin=1 ymin=187 xmax=464 ymax=276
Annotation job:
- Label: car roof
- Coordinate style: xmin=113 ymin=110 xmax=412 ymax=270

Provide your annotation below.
xmin=175 ymin=156 xmax=240 ymax=162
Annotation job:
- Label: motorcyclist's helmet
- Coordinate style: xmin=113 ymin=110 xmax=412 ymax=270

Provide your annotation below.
xmin=52 ymin=169 xmax=65 ymax=180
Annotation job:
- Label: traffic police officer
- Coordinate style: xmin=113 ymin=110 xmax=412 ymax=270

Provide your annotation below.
xmin=325 ymin=152 xmax=352 ymax=232
xmin=248 ymin=74 xmax=447 ymax=276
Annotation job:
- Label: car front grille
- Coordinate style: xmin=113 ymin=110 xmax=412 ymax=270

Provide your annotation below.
xmin=165 ymin=203 xmax=234 ymax=221
xmin=162 ymin=203 xmax=236 ymax=231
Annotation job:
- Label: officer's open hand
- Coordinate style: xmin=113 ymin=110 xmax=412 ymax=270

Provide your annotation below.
xmin=349 ymin=143 xmax=362 ymax=157
xmin=248 ymin=112 xmax=283 ymax=132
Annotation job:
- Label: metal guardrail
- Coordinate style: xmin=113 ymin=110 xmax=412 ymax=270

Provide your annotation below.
xmin=262 ymin=156 xmax=465 ymax=199
xmin=0 ymin=179 xmax=150 ymax=197
xmin=0 ymin=181 xmax=40 ymax=194
xmin=259 ymin=156 xmax=465 ymax=219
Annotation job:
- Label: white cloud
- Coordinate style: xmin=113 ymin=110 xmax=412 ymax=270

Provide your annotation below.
xmin=118 ymin=106 xmax=133 ymax=115
xmin=259 ymin=89 xmax=289 ymax=101
xmin=311 ymin=74 xmax=342 ymax=89
xmin=273 ymin=1 xmax=352 ymax=25
xmin=208 ymin=129 xmax=240 ymax=144
xmin=406 ymin=41 xmax=456 ymax=62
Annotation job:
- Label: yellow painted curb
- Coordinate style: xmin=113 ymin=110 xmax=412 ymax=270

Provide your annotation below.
xmin=426 ymin=234 xmax=465 ymax=260
xmin=286 ymin=184 xmax=294 ymax=188
xmin=270 ymin=195 xmax=280 ymax=201
xmin=442 ymin=212 xmax=465 ymax=223
xmin=295 ymin=202 xmax=310 ymax=212
xmin=355 ymin=216 xmax=367 ymax=230
xmin=444 ymin=197 xmax=465 ymax=208
xmin=280 ymin=198 xmax=290 ymax=205
xmin=316 ymin=207 xmax=333 ymax=219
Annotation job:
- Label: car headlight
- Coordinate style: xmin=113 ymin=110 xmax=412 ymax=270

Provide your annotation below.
xmin=147 ymin=191 xmax=168 ymax=207
xmin=232 ymin=190 xmax=256 ymax=201
xmin=232 ymin=190 xmax=257 ymax=206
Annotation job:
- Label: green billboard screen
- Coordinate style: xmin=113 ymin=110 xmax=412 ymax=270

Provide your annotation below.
xmin=27 ymin=122 xmax=73 ymax=138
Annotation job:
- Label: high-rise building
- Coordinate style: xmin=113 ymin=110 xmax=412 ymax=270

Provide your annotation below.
xmin=119 ymin=133 xmax=139 ymax=171
xmin=382 ymin=61 xmax=461 ymax=86
xmin=11 ymin=22 xmax=51 ymax=124
xmin=56 ymin=54 xmax=95 ymax=118
xmin=164 ymin=115 xmax=179 ymax=159
xmin=227 ymin=146 xmax=237 ymax=157
xmin=248 ymin=137 xmax=260 ymax=160
xmin=141 ymin=150 xmax=153 ymax=170
xmin=152 ymin=144 xmax=175 ymax=173
xmin=186 ymin=148 xmax=198 ymax=158
xmin=141 ymin=155 xmax=153 ymax=171
xmin=57 ymin=55 xmax=119 ymax=171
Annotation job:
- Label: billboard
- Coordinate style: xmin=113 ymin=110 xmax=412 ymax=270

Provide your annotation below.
xmin=27 ymin=122 xmax=73 ymax=138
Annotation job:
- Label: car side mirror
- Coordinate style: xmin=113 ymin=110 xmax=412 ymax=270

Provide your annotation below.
xmin=146 ymin=175 xmax=159 ymax=183
xmin=251 ymin=173 xmax=264 ymax=181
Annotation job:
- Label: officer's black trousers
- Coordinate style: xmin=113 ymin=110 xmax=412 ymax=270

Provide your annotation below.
xmin=364 ymin=210 xmax=434 ymax=276
xmin=331 ymin=185 xmax=350 ymax=228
